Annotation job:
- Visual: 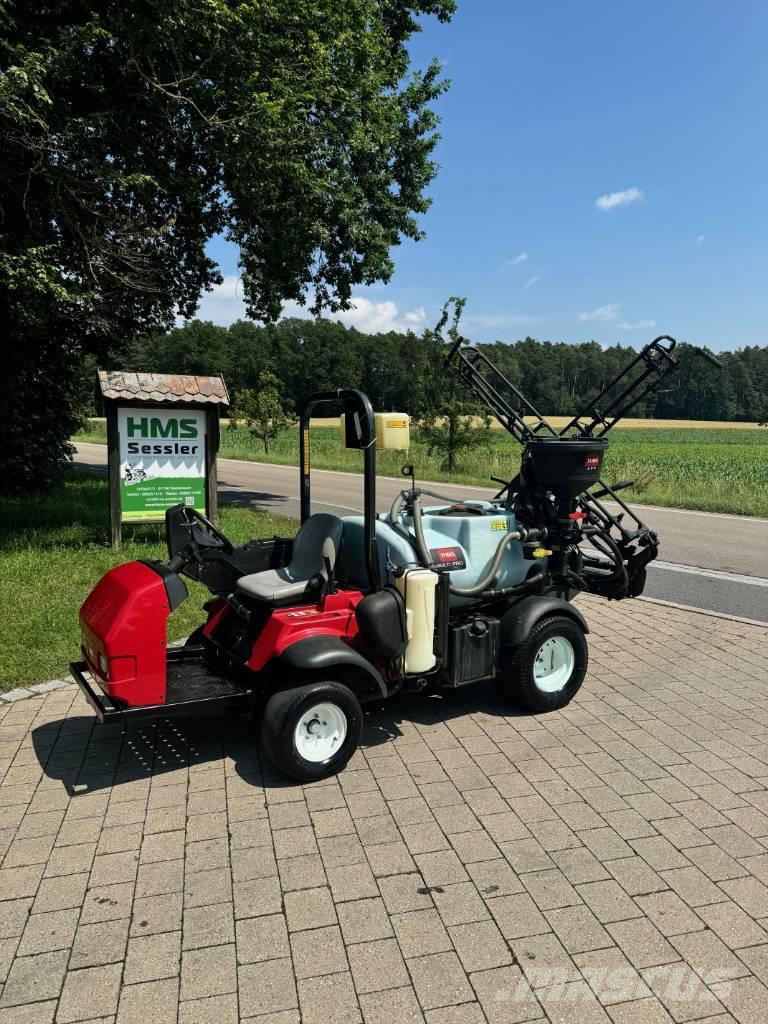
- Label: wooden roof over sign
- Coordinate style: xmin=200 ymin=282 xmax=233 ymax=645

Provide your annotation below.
xmin=97 ymin=370 xmax=229 ymax=406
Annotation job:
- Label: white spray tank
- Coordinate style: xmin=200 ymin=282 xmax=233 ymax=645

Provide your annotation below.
xmin=395 ymin=569 xmax=439 ymax=673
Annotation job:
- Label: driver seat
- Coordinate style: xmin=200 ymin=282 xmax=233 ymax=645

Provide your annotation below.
xmin=236 ymin=514 xmax=343 ymax=606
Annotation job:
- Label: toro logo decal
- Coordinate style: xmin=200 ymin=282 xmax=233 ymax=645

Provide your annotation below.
xmin=429 ymin=546 xmax=467 ymax=572
xmin=584 ymin=454 xmax=600 ymax=470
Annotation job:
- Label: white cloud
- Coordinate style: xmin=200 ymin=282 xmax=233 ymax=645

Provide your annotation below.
xmin=696 ymin=234 xmax=706 ymax=245
xmin=595 ymin=187 xmax=643 ymax=211
xmin=183 ymin=276 xmax=427 ymax=333
xmin=506 ymin=253 xmax=529 ymax=266
xmin=618 ymin=318 xmax=656 ymax=330
xmin=578 ymin=304 xmax=622 ymax=323
xmin=332 ymin=297 xmax=428 ymax=333
xmin=464 ymin=313 xmax=537 ymax=330
xmin=189 ymin=275 xmax=247 ymax=324
xmin=522 ymin=275 xmax=540 ymax=291
xmin=578 ymin=303 xmax=655 ymax=331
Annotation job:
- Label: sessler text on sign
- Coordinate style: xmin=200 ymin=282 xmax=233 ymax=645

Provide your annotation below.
xmin=117 ymin=407 xmax=207 ymax=521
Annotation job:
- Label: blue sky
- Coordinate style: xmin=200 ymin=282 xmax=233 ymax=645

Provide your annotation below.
xmin=202 ymin=1 xmax=768 ymax=352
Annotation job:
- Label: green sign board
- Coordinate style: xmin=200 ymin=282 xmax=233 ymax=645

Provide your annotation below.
xmin=117 ymin=407 xmax=207 ymax=522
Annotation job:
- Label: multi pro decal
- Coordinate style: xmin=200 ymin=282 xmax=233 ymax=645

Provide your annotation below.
xmin=117 ymin=408 xmax=206 ymax=521
xmin=429 ymin=546 xmax=467 ymax=572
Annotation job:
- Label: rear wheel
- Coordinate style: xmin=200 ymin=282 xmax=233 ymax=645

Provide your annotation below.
xmin=496 ymin=615 xmax=587 ymax=712
xmin=259 ymin=681 xmax=363 ymax=782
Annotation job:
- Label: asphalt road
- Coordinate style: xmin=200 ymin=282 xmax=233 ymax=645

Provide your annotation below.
xmin=73 ymin=442 xmax=768 ymax=623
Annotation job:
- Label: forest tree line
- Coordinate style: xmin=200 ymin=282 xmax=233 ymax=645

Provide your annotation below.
xmin=114 ymin=318 xmax=768 ymax=423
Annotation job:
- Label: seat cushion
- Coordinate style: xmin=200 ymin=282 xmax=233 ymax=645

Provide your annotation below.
xmin=234 ymin=514 xmax=343 ymax=607
xmin=236 ymin=568 xmax=308 ymax=604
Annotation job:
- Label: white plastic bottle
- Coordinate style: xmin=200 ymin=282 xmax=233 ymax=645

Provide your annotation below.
xmin=396 ymin=569 xmax=439 ymax=673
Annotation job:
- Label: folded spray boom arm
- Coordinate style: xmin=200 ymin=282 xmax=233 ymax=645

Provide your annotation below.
xmin=445 ymin=341 xmax=560 ymax=445
xmin=558 ymin=335 xmax=678 ymax=438
xmin=445 ymin=332 xmax=724 ymax=446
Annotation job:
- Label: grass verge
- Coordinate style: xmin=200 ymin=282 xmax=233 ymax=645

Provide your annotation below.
xmin=76 ymin=421 xmax=768 ymax=517
xmin=0 ymin=473 xmax=297 ymax=690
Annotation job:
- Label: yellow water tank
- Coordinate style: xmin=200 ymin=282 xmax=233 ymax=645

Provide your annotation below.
xmin=374 ymin=412 xmax=410 ymax=450
xmin=339 ymin=412 xmax=410 ymax=450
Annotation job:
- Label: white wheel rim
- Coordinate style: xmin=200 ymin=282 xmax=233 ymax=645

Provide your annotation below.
xmin=533 ymin=636 xmax=575 ymax=693
xmin=293 ymin=702 xmax=348 ymax=763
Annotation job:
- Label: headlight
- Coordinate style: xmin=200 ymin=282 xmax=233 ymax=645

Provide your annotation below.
xmin=98 ymin=652 xmax=109 ymax=677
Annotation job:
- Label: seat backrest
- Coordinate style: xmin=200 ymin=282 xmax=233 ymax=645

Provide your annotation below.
xmin=289 ymin=514 xmax=343 ymax=580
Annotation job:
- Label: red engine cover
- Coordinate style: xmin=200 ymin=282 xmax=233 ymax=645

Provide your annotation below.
xmin=79 ymin=562 xmax=170 ymax=706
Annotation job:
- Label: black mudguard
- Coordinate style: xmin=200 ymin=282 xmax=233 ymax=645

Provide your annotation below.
xmin=275 ymin=635 xmax=386 ymax=700
xmin=501 ymin=595 xmax=589 ymax=647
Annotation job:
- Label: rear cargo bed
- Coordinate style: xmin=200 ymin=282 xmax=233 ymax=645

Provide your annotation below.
xmin=71 ymin=647 xmax=253 ymax=722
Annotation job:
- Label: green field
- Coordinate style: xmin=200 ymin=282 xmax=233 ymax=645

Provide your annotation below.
xmin=76 ymin=420 xmax=768 ymax=517
xmin=0 ymin=473 xmax=297 ymax=688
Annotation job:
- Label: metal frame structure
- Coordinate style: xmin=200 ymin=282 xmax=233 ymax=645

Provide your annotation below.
xmin=443 ymin=331 xmax=726 ymax=600
xmin=299 ymin=389 xmax=381 ymax=592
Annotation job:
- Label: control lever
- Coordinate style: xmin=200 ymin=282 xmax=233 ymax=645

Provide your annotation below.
xmin=322 ymin=536 xmax=338 ymax=595
xmin=323 ymin=555 xmax=337 ymax=595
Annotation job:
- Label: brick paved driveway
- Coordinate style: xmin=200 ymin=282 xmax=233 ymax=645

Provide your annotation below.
xmin=1 ymin=596 xmax=767 ymax=1024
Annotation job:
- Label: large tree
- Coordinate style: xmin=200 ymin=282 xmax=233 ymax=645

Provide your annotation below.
xmin=0 ymin=0 xmax=454 ymax=491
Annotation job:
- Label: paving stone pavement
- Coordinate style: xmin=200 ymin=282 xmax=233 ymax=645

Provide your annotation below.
xmin=1 ymin=595 xmax=767 ymax=1024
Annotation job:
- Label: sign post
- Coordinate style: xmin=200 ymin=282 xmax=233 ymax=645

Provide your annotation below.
xmin=97 ymin=372 xmax=229 ymax=548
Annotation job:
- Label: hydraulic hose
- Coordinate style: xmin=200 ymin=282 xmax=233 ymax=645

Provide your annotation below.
xmin=583 ymin=530 xmax=629 ymax=594
xmin=411 ymin=494 xmax=537 ymax=598
xmin=389 ymin=491 xmax=406 ymax=526
xmin=389 ymin=489 xmax=488 ymax=527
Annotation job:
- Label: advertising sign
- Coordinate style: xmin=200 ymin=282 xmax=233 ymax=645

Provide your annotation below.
xmin=117 ymin=407 xmax=207 ymax=521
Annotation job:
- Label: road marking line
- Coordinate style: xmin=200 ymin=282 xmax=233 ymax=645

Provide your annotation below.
xmin=650 ymin=561 xmax=768 ymax=586
xmin=218 ymin=459 xmax=768 ymax=523
xmin=638 ymin=596 xmax=768 ymax=628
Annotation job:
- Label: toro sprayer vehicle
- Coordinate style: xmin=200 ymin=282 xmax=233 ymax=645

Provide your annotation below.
xmin=72 ymin=322 xmax=721 ymax=780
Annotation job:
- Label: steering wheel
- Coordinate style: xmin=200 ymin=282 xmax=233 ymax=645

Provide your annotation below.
xmin=183 ymin=508 xmax=233 ymax=553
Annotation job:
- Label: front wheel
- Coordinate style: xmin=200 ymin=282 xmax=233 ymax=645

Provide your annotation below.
xmin=496 ymin=615 xmax=588 ymax=713
xmin=259 ymin=681 xmax=363 ymax=782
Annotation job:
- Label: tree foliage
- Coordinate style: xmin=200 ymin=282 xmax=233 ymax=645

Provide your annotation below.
xmin=416 ymin=299 xmax=495 ymax=471
xmin=120 ymin=317 xmax=768 ymax=429
xmin=0 ymin=0 xmax=454 ymax=492
xmin=230 ymin=374 xmax=294 ymax=454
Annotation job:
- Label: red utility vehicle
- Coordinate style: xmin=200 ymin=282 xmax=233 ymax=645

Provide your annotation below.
xmin=72 ymin=337 xmax=721 ymax=781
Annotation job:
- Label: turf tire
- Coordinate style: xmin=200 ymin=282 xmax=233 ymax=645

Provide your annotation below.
xmin=496 ymin=615 xmax=588 ymax=713
xmin=259 ymin=680 xmax=363 ymax=782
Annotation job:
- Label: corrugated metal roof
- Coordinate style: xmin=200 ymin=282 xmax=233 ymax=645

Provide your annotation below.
xmin=98 ymin=370 xmax=229 ymax=405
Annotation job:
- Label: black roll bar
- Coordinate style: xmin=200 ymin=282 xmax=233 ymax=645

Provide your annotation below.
xmin=299 ymin=389 xmax=381 ymax=592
